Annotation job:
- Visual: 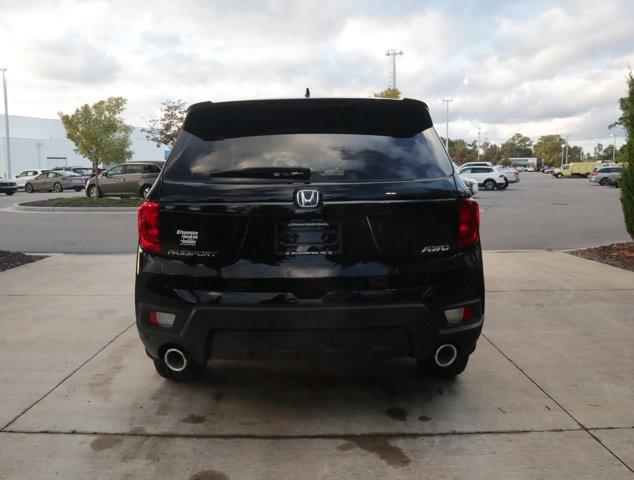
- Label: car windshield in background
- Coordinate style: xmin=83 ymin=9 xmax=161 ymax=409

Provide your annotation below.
xmin=164 ymin=128 xmax=452 ymax=183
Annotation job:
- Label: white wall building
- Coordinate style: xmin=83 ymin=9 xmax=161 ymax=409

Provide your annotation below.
xmin=0 ymin=114 xmax=165 ymax=178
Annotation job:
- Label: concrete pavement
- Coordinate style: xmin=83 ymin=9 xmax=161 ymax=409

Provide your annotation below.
xmin=0 ymin=252 xmax=633 ymax=478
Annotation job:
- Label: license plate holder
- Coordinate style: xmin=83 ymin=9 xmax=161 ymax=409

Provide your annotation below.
xmin=276 ymin=220 xmax=341 ymax=256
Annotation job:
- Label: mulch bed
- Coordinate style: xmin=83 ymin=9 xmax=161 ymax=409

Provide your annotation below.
xmin=0 ymin=251 xmax=46 ymax=272
xmin=19 ymin=197 xmax=143 ymax=207
xmin=568 ymin=242 xmax=634 ymax=272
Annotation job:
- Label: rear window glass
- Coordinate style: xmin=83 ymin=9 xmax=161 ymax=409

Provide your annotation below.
xmin=164 ymin=128 xmax=452 ymax=183
xmin=125 ymin=164 xmax=144 ymax=174
xmin=143 ymin=164 xmax=161 ymax=174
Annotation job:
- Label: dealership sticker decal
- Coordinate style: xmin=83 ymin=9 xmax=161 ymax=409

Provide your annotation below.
xmin=176 ymin=229 xmax=199 ymax=247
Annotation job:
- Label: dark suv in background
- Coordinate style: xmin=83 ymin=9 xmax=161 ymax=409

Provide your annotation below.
xmin=135 ymin=98 xmax=484 ymax=382
xmin=86 ymin=161 xmax=164 ymax=198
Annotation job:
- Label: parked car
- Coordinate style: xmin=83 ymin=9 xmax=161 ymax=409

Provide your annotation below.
xmin=459 ymin=174 xmax=479 ymax=196
xmin=24 ymin=171 xmax=85 ymax=192
xmin=0 ymin=179 xmax=18 ymax=195
xmin=136 ymin=97 xmax=484 ymax=382
xmin=14 ymin=169 xmax=46 ymax=189
xmin=606 ymin=177 xmax=620 ymax=188
xmin=460 ymin=161 xmax=493 ymax=168
xmin=541 ymin=166 xmax=555 ymax=174
xmin=458 ymin=165 xmax=508 ymax=190
xmin=553 ymin=161 xmax=602 ymax=178
xmin=590 ymin=166 xmax=622 ymax=186
xmin=498 ymin=166 xmax=520 ymax=184
xmin=86 ymin=161 xmax=165 ymax=198
xmin=52 ymin=166 xmax=94 ymax=183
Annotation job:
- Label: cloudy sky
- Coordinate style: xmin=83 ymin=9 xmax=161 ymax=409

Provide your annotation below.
xmin=1 ymin=0 xmax=632 ymax=151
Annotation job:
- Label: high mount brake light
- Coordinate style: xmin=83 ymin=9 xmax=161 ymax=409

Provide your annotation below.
xmin=457 ymin=198 xmax=480 ymax=249
xmin=138 ymin=201 xmax=161 ymax=254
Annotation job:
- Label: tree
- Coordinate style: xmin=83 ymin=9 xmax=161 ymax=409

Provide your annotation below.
xmin=444 ymin=138 xmax=478 ymax=164
xmin=142 ymin=99 xmax=187 ymax=148
xmin=500 ymin=133 xmax=533 ymax=159
xmin=534 ymin=134 xmax=567 ymax=166
xmin=568 ymin=145 xmax=584 ymax=163
xmin=614 ymin=69 xmax=634 ymax=239
xmin=59 ymin=97 xmax=133 ymax=197
xmin=480 ymin=142 xmax=504 ymax=164
xmin=373 ymin=87 xmax=401 ymax=99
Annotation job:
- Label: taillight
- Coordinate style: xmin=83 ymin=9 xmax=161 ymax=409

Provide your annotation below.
xmin=444 ymin=305 xmax=474 ymax=324
xmin=457 ymin=198 xmax=480 ymax=249
xmin=148 ymin=311 xmax=176 ymax=327
xmin=138 ymin=201 xmax=160 ymax=254
xmin=591 ymin=172 xmax=598 ymax=176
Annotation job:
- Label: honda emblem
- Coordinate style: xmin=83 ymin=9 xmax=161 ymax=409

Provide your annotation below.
xmin=295 ymin=189 xmax=320 ymax=208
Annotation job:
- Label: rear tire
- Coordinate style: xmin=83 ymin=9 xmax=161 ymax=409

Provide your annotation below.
xmin=417 ymin=352 xmax=469 ymax=379
xmin=87 ymin=185 xmax=99 ymax=198
xmin=53 ymin=182 xmax=63 ymax=192
xmin=25 ymin=183 xmax=34 ymax=193
xmin=585 ymin=172 xmax=591 ymax=178
xmin=483 ymin=179 xmax=496 ymax=191
xmin=141 ymin=184 xmax=152 ymax=199
xmin=73 ymin=187 xmax=82 ymax=192
xmin=152 ymin=351 xmax=204 ymax=382
xmin=6 ymin=192 xmax=14 ymax=195
xmin=496 ymin=181 xmax=509 ymax=190
xmin=556 ymin=173 xmax=563 ymax=179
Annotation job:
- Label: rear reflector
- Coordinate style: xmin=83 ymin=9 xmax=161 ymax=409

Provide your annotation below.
xmin=457 ymin=198 xmax=480 ymax=249
xmin=444 ymin=306 xmax=474 ymax=324
xmin=138 ymin=201 xmax=160 ymax=254
xmin=148 ymin=311 xmax=176 ymax=327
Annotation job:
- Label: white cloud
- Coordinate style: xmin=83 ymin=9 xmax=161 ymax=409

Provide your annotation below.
xmin=0 ymin=0 xmax=632 ymax=152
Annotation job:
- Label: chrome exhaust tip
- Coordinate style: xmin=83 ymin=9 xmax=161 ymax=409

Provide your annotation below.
xmin=434 ymin=344 xmax=458 ymax=368
xmin=164 ymin=348 xmax=188 ymax=372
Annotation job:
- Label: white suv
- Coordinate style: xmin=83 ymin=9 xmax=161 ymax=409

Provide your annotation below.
xmin=458 ymin=165 xmax=508 ymax=190
xmin=14 ymin=169 xmax=46 ymax=189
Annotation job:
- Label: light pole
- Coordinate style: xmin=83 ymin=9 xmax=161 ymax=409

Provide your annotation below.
xmin=441 ymin=98 xmax=452 ymax=153
xmin=36 ymin=141 xmax=43 ymax=169
xmin=1 ymin=67 xmax=11 ymax=179
xmin=610 ymin=134 xmax=617 ymax=163
xmin=560 ymin=144 xmax=565 ymax=167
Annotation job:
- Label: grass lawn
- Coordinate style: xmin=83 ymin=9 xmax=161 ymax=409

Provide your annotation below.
xmin=19 ymin=197 xmax=144 ymax=207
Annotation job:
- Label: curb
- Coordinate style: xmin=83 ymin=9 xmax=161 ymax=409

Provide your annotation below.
xmin=3 ymin=204 xmax=138 ymax=214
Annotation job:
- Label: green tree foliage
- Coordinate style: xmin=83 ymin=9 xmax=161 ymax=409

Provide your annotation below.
xmin=373 ymin=87 xmax=401 ymax=99
xmin=480 ymin=142 xmax=503 ymax=164
xmin=443 ymin=138 xmax=478 ymax=164
xmin=568 ymin=145 xmax=584 ymax=162
xmin=615 ymin=69 xmax=634 ymax=239
xmin=142 ymin=99 xmax=187 ymax=148
xmin=501 ymin=133 xmax=533 ymax=158
xmin=534 ymin=134 xmax=567 ymax=166
xmin=59 ymin=97 xmax=133 ymax=171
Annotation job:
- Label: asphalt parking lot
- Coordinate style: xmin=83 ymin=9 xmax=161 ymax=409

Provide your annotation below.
xmin=0 ymin=173 xmax=630 ymax=253
xmin=0 ymin=252 xmax=632 ymax=478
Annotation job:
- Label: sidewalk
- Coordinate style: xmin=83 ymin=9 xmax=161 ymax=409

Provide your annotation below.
xmin=0 ymin=252 xmax=632 ymax=479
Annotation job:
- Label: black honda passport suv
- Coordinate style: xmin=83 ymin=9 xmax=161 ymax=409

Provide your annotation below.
xmin=135 ymin=98 xmax=484 ymax=382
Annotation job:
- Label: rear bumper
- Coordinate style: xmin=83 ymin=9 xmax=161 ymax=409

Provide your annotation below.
xmin=136 ymin=301 xmax=483 ymax=364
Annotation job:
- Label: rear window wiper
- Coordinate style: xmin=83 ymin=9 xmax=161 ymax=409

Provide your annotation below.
xmin=208 ymin=167 xmax=311 ymax=180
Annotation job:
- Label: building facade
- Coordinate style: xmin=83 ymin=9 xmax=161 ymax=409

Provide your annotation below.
xmin=0 ymin=115 xmax=164 ymax=178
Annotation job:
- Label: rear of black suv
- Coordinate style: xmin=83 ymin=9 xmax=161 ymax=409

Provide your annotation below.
xmin=135 ymin=98 xmax=484 ymax=381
